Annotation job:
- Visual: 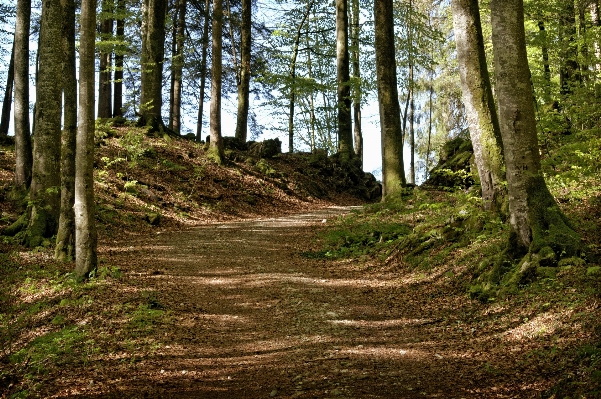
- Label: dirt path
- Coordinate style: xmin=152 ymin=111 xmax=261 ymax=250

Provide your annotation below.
xmin=84 ymin=206 xmax=544 ymax=398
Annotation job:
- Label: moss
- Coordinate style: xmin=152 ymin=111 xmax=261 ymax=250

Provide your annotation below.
xmin=206 ymin=144 xmax=224 ymax=166
xmin=3 ymin=213 xmax=28 ymax=236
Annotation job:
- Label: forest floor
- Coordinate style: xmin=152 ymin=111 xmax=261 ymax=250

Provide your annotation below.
xmin=1 ymin=128 xmax=601 ymax=398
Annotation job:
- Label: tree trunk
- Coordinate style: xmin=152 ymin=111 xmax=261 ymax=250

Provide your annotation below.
xmin=98 ymin=0 xmax=113 ymax=119
xmin=139 ymin=0 xmax=167 ymax=129
xmin=591 ymin=1 xmax=601 ymax=72
xmin=288 ymin=1 xmax=313 ymax=153
xmin=374 ymin=0 xmax=406 ymax=197
xmin=0 ymin=43 xmax=14 ymax=137
xmin=538 ymin=20 xmax=552 ymax=101
xmin=451 ymin=0 xmax=505 ymax=211
xmin=336 ymin=0 xmax=353 ymax=162
xmin=170 ymin=0 xmax=186 ymax=133
xmin=559 ymin=0 xmax=580 ymax=95
xmin=55 ymin=0 xmax=77 ymax=261
xmin=196 ymin=0 xmax=210 ymax=142
xmin=490 ymin=0 xmax=581 ymax=257
xmin=234 ymin=0 xmax=251 ymax=142
xmin=13 ymin=0 xmax=32 ymax=193
xmin=25 ymin=0 xmax=63 ymax=248
xmin=113 ymin=0 xmax=125 ymax=117
xmin=350 ymin=0 xmax=362 ymax=162
xmin=75 ymin=0 xmax=98 ymax=279
xmin=409 ymin=74 xmax=415 ymax=185
xmin=208 ymin=0 xmax=225 ymax=163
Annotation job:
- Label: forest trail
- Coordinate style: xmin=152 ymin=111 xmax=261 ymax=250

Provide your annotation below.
xmin=73 ymin=206 xmax=543 ymax=398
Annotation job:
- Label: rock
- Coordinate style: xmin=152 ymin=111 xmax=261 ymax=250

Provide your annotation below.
xmin=249 ymin=138 xmax=282 ymax=158
xmin=145 ymin=213 xmax=161 ymax=226
xmin=223 ymin=136 xmax=248 ymax=151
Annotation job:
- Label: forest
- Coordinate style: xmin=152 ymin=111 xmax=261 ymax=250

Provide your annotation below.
xmin=1 ymin=0 xmax=601 ymax=397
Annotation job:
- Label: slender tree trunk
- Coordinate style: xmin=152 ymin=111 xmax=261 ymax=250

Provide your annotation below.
xmin=169 ymin=3 xmax=178 ymax=131
xmin=336 ymin=0 xmax=353 ymax=162
xmin=75 ymin=0 xmax=98 ymax=279
xmin=288 ymin=0 xmax=313 ymax=153
xmin=451 ymin=0 xmax=506 ymax=211
xmin=350 ymin=0 xmax=362 ymax=162
xmin=196 ymin=0 xmax=210 ymax=142
xmin=55 ymin=0 xmax=77 ymax=261
xmin=25 ymin=0 xmax=63 ymax=248
xmin=139 ymin=0 xmax=167 ymax=129
xmin=234 ymin=0 xmax=251 ymax=142
xmin=490 ymin=0 xmax=580 ymax=257
xmin=113 ymin=0 xmax=125 ymax=117
xmin=98 ymin=0 xmax=113 ymax=119
xmin=374 ymin=0 xmax=406 ymax=197
xmin=170 ymin=0 xmax=186 ymax=133
xmin=538 ymin=20 xmax=552 ymax=101
xmin=426 ymin=72 xmax=433 ymax=178
xmin=591 ymin=2 xmax=601 ymax=72
xmin=559 ymin=0 xmax=580 ymax=95
xmin=307 ymin=48 xmax=316 ymax=151
xmin=13 ymin=0 xmax=32 ymax=193
xmin=0 ymin=43 xmax=14 ymax=137
xmin=208 ymin=0 xmax=225 ymax=163
xmin=409 ymin=74 xmax=415 ymax=184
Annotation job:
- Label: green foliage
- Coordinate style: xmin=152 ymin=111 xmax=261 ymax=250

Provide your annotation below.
xmin=119 ymin=128 xmax=152 ymax=164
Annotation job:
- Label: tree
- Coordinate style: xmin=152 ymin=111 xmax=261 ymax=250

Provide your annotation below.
xmin=375 ymin=0 xmax=406 ymax=197
xmin=139 ymin=0 xmax=167 ymax=129
xmin=169 ymin=0 xmax=187 ymax=133
xmin=98 ymin=0 xmax=114 ymax=119
xmin=55 ymin=0 xmax=77 ymax=261
xmin=75 ymin=0 xmax=98 ymax=279
xmin=490 ymin=0 xmax=581 ymax=257
xmin=350 ymin=0 xmax=362 ymax=162
xmin=451 ymin=0 xmax=505 ymax=211
xmin=209 ymin=0 xmax=225 ymax=163
xmin=13 ymin=0 xmax=33 ymax=194
xmin=113 ymin=0 xmax=125 ymax=117
xmin=195 ymin=0 xmax=211 ymax=142
xmin=25 ymin=0 xmax=63 ymax=247
xmin=0 ymin=43 xmax=14 ymax=138
xmin=336 ymin=0 xmax=353 ymax=161
xmin=234 ymin=0 xmax=251 ymax=142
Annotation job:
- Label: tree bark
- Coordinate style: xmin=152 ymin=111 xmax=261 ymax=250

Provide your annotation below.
xmin=490 ymin=0 xmax=581 ymax=257
xmin=98 ymin=0 xmax=113 ymax=119
xmin=113 ymin=0 xmax=125 ymax=117
xmin=234 ymin=0 xmax=251 ymax=142
xmin=374 ymin=0 xmax=406 ymax=197
xmin=0 ymin=43 xmax=14 ymax=138
xmin=170 ymin=0 xmax=186 ymax=133
xmin=139 ymin=0 xmax=167 ymax=129
xmin=208 ymin=0 xmax=225 ymax=163
xmin=350 ymin=0 xmax=362 ymax=162
xmin=55 ymin=0 xmax=77 ymax=261
xmin=336 ymin=0 xmax=353 ymax=162
xmin=13 ymin=0 xmax=33 ymax=193
xmin=196 ymin=0 xmax=210 ymax=142
xmin=538 ymin=20 xmax=552 ymax=101
xmin=451 ymin=0 xmax=505 ymax=211
xmin=25 ymin=0 xmax=63 ymax=247
xmin=559 ymin=0 xmax=580 ymax=95
xmin=75 ymin=0 xmax=98 ymax=279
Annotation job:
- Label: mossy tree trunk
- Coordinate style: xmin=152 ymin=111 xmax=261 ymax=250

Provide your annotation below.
xmin=374 ymin=0 xmax=406 ymax=198
xmin=209 ymin=0 xmax=225 ymax=163
xmin=0 ymin=43 xmax=14 ymax=138
xmin=451 ymin=0 xmax=506 ymax=211
xmin=113 ymin=0 xmax=125 ymax=117
xmin=196 ymin=0 xmax=210 ymax=142
xmin=13 ymin=0 xmax=33 ymax=194
xmin=139 ymin=0 xmax=167 ymax=129
xmin=559 ymin=0 xmax=580 ymax=96
xmin=98 ymin=0 xmax=113 ymax=119
xmin=336 ymin=0 xmax=353 ymax=162
xmin=350 ymin=0 xmax=362 ymax=163
xmin=169 ymin=0 xmax=186 ymax=133
xmin=55 ymin=0 xmax=77 ymax=261
xmin=25 ymin=0 xmax=63 ymax=248
xmin=490 ymin=0 xmax=581 ymax=258
xmin=75 ymin=0 xmax=98 ymax=279
xmin=234 ymin=0 xmax=251 ymax=142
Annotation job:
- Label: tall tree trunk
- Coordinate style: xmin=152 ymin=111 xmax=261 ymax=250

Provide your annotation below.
xmin=55 ymin=0 xmax=77 ymax=261
xmin=113 ymin=0 xmax=125 ymax=117
xmin=538 ymin=20 xmax=552 ymax=101
xmin=13 ymin=0 xmax=32 ymax=193
xmin=234 ymin=0 xmax=251 ymax=142
xmin=336 ymin=0 xmax=353 ymax=162
xmin=170 ymin=0 xmax=186 ymax=133
xmin=208 ymin=0 xmax=225 ymax=163
xmin=490 ymin=0 xmax=581 ymax=257
xmin=98 ymin=0 xmax=113 ymax=119
xmin=169 ymin=3 xmax=178 ymax=131
xmin=139 ymin=0 xmax=167 ymax=129
xmin=559 ymin=0 xmax=580 ymax=95
xmin=196 ymin=0 xmax=210 ymax=142
xmin=591 ymin=1 xmax=601 ymax=72
xmin=350 ymin=0 xmax=362 ymax=162
xmin=0 ymin=43 xmax=14 ymax=138
xmin=288 ymin=0 xmax=313 ymax=153
xmin=75 ymin=0 xmax=98 ymax=279
xmin=409 ymin=74 xmax=415 ymax=184
xmin=374 ymin=0 xmax=406 ymax=197
xmin=451 ymin=0 xmax=505 ymax=211
xmin=25 ymin=0 xmax=63 ymax=248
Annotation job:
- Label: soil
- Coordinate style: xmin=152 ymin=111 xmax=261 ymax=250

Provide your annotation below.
xmin=43 ymin=206 xmax=558 ymax=399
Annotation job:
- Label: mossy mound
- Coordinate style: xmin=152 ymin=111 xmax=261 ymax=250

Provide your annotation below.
xmin=422 ymin=136 xmax=476 ymax=190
